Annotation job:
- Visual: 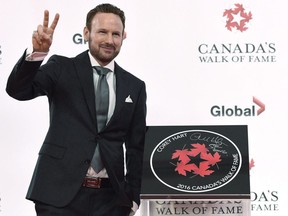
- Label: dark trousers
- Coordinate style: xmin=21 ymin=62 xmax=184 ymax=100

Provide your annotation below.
xmin=35 ymin=187 xmax=131 ymax=216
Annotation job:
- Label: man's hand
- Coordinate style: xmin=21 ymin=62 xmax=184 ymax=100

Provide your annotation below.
xmin=32 ymin=10 xmax=60 ymax=52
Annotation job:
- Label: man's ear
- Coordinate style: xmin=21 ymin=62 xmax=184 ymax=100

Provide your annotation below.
xmin=123 ymin=31 xmax=127 ymax=40
xmin=83 ymin=26 xmax=89 ymax=42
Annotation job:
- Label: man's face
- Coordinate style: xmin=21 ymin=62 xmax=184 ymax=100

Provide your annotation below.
xmin=84 ymin=12 xmax=126 ymax=66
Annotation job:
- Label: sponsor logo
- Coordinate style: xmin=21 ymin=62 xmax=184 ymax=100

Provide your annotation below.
xmin=198 ymin=42 xmax=277 ymax=63
xmin=249 ymin=159 xmax=280 ymax=212
xmin=197 ymin=4 xmax=277 ymax=63
xmin=198 ymin=42 xmax=276 ymax=63
xmin=72 ymin=33 xmax=88 ymax=45
xmin=223 ymin=3 xmax=252 ymax=32
xmin=251 ymin=190 xmax=279 ymax=212
xmin=150 ymin=130 xmax=242 ymax=193
xmin=210 ymin=97 xmax=265 ymax=117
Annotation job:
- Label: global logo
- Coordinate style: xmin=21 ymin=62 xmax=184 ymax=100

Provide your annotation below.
xmin=210 ymin=97 xmax=265 ymax=117
xmin=73 ymin=33 xmax=88 ymax=45
xmin=223 ymin=3 xmax=252 ymax=32
xmin=150 ymin=130 xmax=242 ymax=193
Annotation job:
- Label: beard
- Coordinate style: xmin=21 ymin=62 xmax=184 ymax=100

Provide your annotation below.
xmin=88 ymin=38 xmax=121 ymax=65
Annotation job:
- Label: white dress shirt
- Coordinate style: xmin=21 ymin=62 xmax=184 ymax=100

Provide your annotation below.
xmin=86 ymin=51 xmax=116 ymax=178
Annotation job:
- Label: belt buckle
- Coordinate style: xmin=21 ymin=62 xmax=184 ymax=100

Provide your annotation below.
xmin=85 ymin=177 xmax=101 ymax=188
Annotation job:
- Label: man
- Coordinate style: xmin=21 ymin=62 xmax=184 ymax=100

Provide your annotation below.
xmin=6 ymin=3 xmax=146 ymax=216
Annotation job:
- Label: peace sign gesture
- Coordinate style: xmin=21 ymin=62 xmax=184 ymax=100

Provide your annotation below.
xmin=32 ymin=10 xmax=60 ymax=52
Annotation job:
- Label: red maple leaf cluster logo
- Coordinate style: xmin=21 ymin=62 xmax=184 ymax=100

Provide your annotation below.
xmin=223 ymin=3 xmax=252 ymax=32
xmin=171 ymin=143 xmax=222 ymax=177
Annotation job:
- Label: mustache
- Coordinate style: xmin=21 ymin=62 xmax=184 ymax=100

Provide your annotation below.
xmin=100 ymin=43 xmax=115 ymax=49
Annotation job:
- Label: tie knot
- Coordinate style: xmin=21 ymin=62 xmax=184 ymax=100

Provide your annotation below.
xmin=94 ymin=66 xmax=110 ymax=76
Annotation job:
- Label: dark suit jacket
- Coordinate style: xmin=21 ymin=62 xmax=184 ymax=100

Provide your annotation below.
xmin=6 ymin=50 xmax=147 ymax=207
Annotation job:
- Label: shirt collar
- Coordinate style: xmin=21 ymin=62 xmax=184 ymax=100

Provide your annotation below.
xmin=88 ymin=51 xmax=115 ymax=72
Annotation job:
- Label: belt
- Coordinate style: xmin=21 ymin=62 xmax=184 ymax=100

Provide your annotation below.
xmin=82 ymin=177 xmax=112 ymax=189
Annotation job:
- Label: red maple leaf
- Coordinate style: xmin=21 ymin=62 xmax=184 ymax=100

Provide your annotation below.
xmin=175 ymin=162 xmax=197 ymax=176
xmin=223 ymin=9 xmax=233 ymax=20
xmin=238 ymin=25 xmax=248 ymax=32
xmin=241 ymin=11 xmax=252 ymax=21
xmin=191 ymin=162 xmax=214 ymax=177
xmin=233 ymin=4 xmax=244 ymax=14
xmin=190 ymin=143 xmax=208 ymax=157
xmin=201 ymin=152 xmax=222 ymax=166
xmin=249 ymin=158 xmax=255 ymax=170
xmin=226 ymin=21 xmax=238 ymax=31
xmin=172 ymin=149 xmax=193 ymax=164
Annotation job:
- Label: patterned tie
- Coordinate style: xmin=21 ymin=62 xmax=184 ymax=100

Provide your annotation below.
xmin=91 ymin=66 xmax=110 ymax=172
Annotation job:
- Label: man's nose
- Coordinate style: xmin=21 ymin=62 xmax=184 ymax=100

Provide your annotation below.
xmin=105 ymin=34 xmax=113 ymax=43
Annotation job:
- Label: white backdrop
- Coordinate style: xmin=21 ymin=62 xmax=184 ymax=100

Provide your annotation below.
xmin=1 ymin=0 xmax=287 ymax=215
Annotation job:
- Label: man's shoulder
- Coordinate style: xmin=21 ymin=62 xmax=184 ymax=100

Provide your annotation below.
xmin=48 ymin=50 xmax=89 ymax=64
xmin=115 ymin=63 xmax=145 ymax=84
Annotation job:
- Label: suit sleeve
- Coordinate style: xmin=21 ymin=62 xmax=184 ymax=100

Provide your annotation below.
xmin=6 ymin=50 xmax=61 ymax=101
xmin=125 ymin=81 xmax=147 ymax=205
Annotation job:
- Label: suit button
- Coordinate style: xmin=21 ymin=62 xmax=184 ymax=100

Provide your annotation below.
xmin=84 ymin=159 xmax=91 ymax=164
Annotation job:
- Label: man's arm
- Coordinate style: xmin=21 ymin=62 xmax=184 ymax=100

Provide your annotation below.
xmin=6 ymin=10 xmax=60 ymax=100
xmin=6 ymin=50 xmax=44 ymax=100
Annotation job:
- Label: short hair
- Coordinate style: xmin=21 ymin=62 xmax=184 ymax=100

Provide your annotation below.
xmin=86 ymin=3 xmax=126 ymax=31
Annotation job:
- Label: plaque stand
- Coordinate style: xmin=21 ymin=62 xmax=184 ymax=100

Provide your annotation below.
xmin=140 ymin=125 xmax=251 ymax=216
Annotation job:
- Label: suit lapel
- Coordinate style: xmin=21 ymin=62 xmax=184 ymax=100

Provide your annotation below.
xmin=108 ymin=63 xmax=129 ymax=124
xmin=73 ymin=51 xmax=97 ymax=126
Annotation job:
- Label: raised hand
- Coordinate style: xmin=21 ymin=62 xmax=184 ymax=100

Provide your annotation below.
xmin=32 ymin=10 xmax=60 ymax=52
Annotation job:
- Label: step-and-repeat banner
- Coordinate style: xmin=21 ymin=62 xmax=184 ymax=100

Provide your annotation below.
xmin=0 ymin=0 xmax=287 ymax=215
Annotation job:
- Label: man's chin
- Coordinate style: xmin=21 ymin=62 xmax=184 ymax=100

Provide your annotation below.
xmin=91 ymin=51 xmax=119 ymax=64
xmin=101 ymin=53 xmax=119 ymax=61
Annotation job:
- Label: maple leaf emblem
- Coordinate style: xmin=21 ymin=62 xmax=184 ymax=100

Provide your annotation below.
xmin=191 ymin=161 xmax=214 ymax=177
xmin=249 ymin=158 xmax=255 ymax=170
xmin=223 ymin=4 xmax=252 ymax=32
xmin=175 ymin=162 xmax=197 ymax=176
xmin=171 ymin=143 xmax=222 ymax=178
xmin=172 ymin=149 xmax=194 ymax=164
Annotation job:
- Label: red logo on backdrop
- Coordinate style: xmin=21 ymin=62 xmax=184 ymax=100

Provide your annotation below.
xmin=223 ymin=4 xmax=252 ymax=32
xmin=250 ymin=158 xmax=255 ymax=171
